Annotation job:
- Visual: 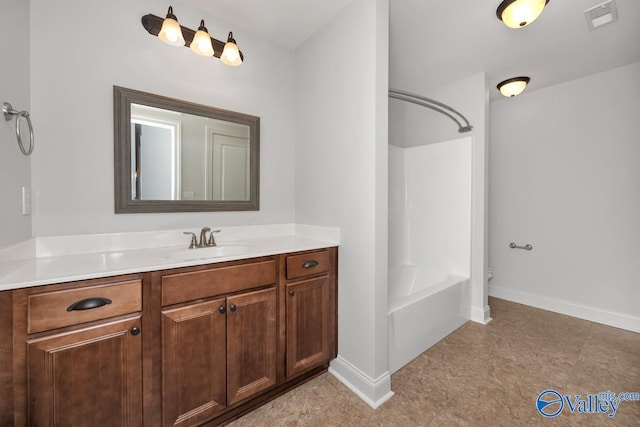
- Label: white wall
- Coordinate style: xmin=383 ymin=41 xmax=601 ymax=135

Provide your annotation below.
xmin=0 ymin=0 xmax=31 ymax=248
xmin=489 ymin=61 xmax=640 ymax=332
xmin=29 ymin=0 xmax=296 ymax=235
xmin=389 ymin=138 xmax=471 ymax=276
xmin=295 ymin=0 xmax=391 ymax=407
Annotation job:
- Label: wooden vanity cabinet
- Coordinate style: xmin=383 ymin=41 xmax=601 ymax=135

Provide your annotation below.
xmin=161 ymin=298 xmax=227 ymax=427
xmin=5 ymin=247 xmax=337 ymax=427
xmin=159 ymin=259 xmax=278 ymax=427
xmin=282 ymin=248 xmax=337 ymax=379
xmin=11 ymin=275 xmax=145 ymax=427
xmin=226 ymin=288 xmax=277 ymax=405
xmin=27 ymin=316 xmax=143 ymax=426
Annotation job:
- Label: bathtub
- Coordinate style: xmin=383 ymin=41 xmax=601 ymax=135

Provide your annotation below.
xmin=388 ymin=264 xmax=469 ymax=374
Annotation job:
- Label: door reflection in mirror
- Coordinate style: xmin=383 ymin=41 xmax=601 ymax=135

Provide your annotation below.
xmin=130 ymin=104 xmax=250 ymax=201
xmin=131 ymin=115 xmax=180 ymax=200
xmin=207 ymin=124 xmax=250 ymax=201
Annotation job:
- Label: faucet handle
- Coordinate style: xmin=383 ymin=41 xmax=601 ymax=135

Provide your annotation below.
xmin=208 ymin=229 xmax=221 ymax=247
xmin=182 ymin=232 xmax=198 ymax=249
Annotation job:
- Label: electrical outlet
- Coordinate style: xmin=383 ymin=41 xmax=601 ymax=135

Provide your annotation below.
xmin=22 ymin=186 xmax=31 ymax=215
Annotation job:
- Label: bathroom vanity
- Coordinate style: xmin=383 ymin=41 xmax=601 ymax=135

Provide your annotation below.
xmin=0 ymin=231 xmax=337 ymax=426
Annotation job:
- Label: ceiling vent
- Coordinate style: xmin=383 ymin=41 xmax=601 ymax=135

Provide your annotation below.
xmin=584 ymin=0 xmax=618 ymax=30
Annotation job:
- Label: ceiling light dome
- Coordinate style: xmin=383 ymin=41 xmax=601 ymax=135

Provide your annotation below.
xmin=497 ymin=0 xmax=550 ymax=28
xmin=497 ymin=77 xmax=530 ymax=97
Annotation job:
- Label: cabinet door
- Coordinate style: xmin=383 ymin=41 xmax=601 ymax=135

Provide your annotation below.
xmin=286 ymin=277 xmax=331 ymax=378
xmin=162 ymin=299 xmax=227 ymax=427
xmin=27 ymin=316 xmax=142 ymax=427
xmin=227 ymin=288 xmax=277 ymax=405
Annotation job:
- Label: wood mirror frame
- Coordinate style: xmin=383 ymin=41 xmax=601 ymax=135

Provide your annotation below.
xmin=113 ymin=86 xmax=259 ymax=213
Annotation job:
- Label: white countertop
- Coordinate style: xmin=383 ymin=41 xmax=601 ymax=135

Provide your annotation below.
xmin=0 ymin=224 xmax=339 ymax=292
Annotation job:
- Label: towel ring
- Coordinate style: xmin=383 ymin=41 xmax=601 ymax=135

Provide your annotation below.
xmin=3 ymin=102 xmax=34 ymax=156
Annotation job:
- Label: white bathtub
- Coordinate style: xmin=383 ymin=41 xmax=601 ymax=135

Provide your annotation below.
xmin=388 ymin=264 xmax=469 ymax=374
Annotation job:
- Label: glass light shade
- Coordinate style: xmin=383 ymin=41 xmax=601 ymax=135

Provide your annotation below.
xmin=190 ymin=21 xmax=214 ymax=57
xmin=158 ymin=10 xmax=185 ymax=46
xmin=221 ymin=32 xmax=243 ymax=66
xmin=497 ymin=77 xmax=530 ymax=97
xmin=498 ymin=0 xmax=548 ymax=28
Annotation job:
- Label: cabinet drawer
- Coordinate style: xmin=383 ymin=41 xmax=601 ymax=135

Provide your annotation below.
xmin=28 ymin=280 xmax=142 ymax=334
xmin=162 ymin=260 xmax=277 ymax=306
xmin=286 ymin=250 xmax=330 ymax=280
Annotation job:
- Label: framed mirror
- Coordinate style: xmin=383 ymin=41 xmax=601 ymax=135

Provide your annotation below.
xmin=113 ymin=86 xmax=259 ymax=213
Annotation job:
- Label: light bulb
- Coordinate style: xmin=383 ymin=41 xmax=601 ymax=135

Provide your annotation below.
xmin=221 ymin=32 xmax=243 ymax=66
xmin=190 ymin=20 xmax=214 ymax=57
xmin=158 ymin=6 xmax=185 ymax=46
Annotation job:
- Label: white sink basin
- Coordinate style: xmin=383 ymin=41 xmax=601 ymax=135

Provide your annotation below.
xmin=163 ymin=245 xmax=250 ymax=261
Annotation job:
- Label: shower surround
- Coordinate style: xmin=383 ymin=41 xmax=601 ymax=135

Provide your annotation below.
xmin=388 ymin=137 xmax=472 ymax=373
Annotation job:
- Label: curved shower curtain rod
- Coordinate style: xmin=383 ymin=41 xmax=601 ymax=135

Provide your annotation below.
xmin=389 ymin=88 xmax=473 ymax=133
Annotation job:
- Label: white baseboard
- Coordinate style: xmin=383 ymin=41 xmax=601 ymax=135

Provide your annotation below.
xmin=489 ymin=285 xmax=640 ymax=333
xmin=470 ymin=304 xmax=492 ymax=325
xmin=328 ymin=356 xmax=394 ymax=409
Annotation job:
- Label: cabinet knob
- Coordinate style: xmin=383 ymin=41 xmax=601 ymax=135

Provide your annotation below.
xmin=230 ymin=304 xmax=237 ymax=312
xmin=130 ymin=327 xmax=141 ymax=336
xmin=288 ymin=290 xmax=295 ymax=297
xmin=219 ymin=306 xmax=226 ymax=314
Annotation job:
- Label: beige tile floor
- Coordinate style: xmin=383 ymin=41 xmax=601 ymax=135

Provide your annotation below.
xmin=229 ymin=297 xmax=640 ymax=426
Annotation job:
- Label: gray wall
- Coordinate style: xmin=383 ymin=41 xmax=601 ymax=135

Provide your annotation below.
xmin=489 ymin=61 xmax=640 ymax=331
xmin=0 ymin=0 xmax=31 ymax=248
xmin=295 ymin=0 xmax=391 ymax=405
xmin=28 ymin=0 xmax=296 ymax=235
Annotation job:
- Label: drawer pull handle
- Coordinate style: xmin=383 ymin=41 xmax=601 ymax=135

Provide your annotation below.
xmin=288 ymin=290 xmax=295 ymax=297
xmin=66 ymin=297 xmax=112 ymax=312
xmin=219 ymin=306 xmax=226 ymax=314
xmin=230 ymin=304 xmax=237 ymax=312
xmin=130 ymin=327 xmax=141 ymax=336
xmin=302 ymin=260 xmax=319 ymax=269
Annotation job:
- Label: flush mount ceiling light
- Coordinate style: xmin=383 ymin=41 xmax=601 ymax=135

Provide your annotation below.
xmin=497 ymin=77 xmax=531 ymax=97
xmin=497 ymin=0 xmax=550 ymax=28
xmin=142 ymin=6 xmax=243 ymax=65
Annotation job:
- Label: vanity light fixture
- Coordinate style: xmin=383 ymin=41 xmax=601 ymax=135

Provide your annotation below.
xmin=221 ymin=32 xmax=243 ymax=66
xmin=142 ymin=6 xmax=244 ymax=65
xmin=497 ymin=0 xmax=549 ymax=28
xmin=190 ymin=20 xmax=215 ymax=57
xmin=157 ymin=6 xmax=185 ymax=46
xmin=497 ymin=77 xmax=530 ymax=97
